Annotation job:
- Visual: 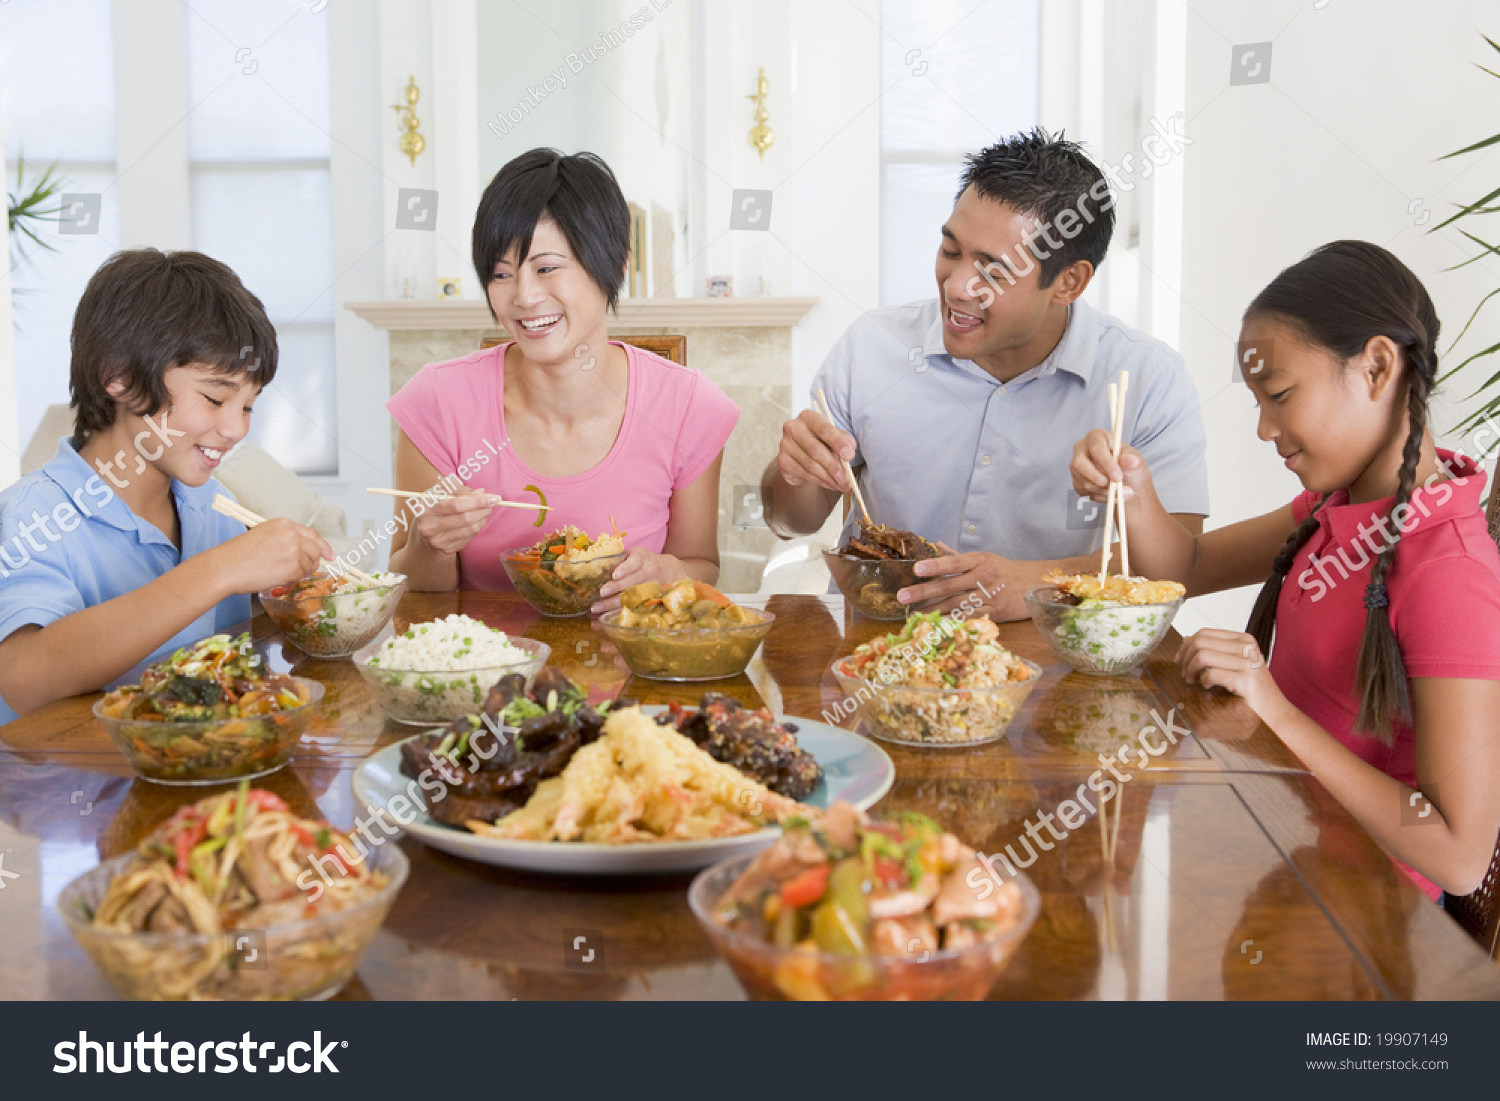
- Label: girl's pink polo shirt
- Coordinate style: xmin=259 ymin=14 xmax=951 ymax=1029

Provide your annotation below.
xmin=1272 ymin=450 xmax=1500 ymax=900
xmin=387 ymin=341 xmax=738 ymax=591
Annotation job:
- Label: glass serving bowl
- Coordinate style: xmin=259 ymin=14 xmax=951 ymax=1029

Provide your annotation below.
xmin=501 ymin=550 xmax=628 ymax=617
xmin=353 ymin=636 xmax=550 ymax=725
xmin=598 ymin=610 xmax=774 ymax=682
xmin=1024 ymin=586 xmax=1184 ymax=676
xmin=689 ymin=852 xmax=1040 ymax=1001
xmin=821 ymin=550 xmax=926 ymax=620
xmin=58 ymin=843 xmax=408 ymax=1001
xmin=258 ymin=573 xmax=408 ymax=659
xmin=92 ymin=679 xmax=325 ymax=785
xmin=828 ymin=653 xmax=1042 ymax=748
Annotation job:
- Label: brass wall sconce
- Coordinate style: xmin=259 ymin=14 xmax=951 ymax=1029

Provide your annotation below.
xmin=747 ymin=67 xmax=774 ymax=160
xmin=391 ymin=75 xmax=425 ymax=167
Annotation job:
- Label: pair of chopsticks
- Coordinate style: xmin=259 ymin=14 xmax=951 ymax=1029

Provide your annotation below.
xmin=815 ymin=388 xmax=874 ymax=528
xmin=366 ymin=486 xmax=549 ymax=513
xmin=1097 ymin=371 xmax=1132 ymax=583
xmin=212 ymin=494 xmax=379 ymax=587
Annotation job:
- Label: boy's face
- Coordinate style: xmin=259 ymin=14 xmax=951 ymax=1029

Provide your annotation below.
xmin=106 ymin=364 xmax=260 ymax=487
xmin=935 ymin=187 xmax=1085 ymax=362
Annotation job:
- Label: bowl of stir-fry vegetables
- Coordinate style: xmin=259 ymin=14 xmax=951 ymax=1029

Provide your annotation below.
xmin=94 ymin=634 xmax=323 ymax=785
xmin=689 ymin=801 xmax=1039 ymax=1000
xmin=502 ymin=526 xmax=628 ymax=617
xmin=259 ymin=571 xmax=407 ymax=658
xmin=59 ymin=783 xmax=407 ymax=1000
xmin=599 ymin=580 xmax=773 ymax=681
xmin=829 ymin=612 xmax=1042 ymax=747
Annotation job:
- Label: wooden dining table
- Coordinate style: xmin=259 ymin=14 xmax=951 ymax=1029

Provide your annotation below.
xmin=2 ymin=592 xmax=1495 ymax=1001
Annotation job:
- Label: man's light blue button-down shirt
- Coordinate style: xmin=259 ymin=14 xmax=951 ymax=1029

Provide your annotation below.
xmin=815 ymin=296 xmax=1210 ymax=558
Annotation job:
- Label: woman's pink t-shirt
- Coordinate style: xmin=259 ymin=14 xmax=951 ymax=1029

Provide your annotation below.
xmin=1272 ymin=450 xmax=1500 ymax=900
xmin=386 ymin=341 xmax=739 ymax=591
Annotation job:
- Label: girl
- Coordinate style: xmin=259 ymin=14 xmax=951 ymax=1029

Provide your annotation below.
xmin=387 ymin=149 xmax=737 ymax=610
xmin=1071 ymin=240 xmax=1500 ymax=901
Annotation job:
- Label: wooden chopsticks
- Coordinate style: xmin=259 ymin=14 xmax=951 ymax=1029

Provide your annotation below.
xmin=212 ymin=494 xmax=379 ymax=587
xmin=366 ymin=487 xmax=549 ymax=513
xmin=1098 ymin=371 xmax=1131 ymax=584
xmin=815 ymin=388 xmax=874 ymax=528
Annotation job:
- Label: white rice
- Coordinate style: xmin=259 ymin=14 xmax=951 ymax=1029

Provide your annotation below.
xmin=367 ymin=614 xmax=526 ymax=671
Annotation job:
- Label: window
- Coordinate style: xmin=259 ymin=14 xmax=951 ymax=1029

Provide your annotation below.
xmin=185 ymin=0 xmax=336 ymax=475
xmin=879 ymin=0 xmax=1040 ymax=308
xmin=0 ymin=0 xmax=118 ymax=459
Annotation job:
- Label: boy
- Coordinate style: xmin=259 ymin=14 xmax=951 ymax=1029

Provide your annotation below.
xmin=0 ymin=249 xmax=333 ymax=722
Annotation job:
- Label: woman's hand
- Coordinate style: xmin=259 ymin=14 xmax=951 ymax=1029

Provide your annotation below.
xmin=409 ymin=488 xmax=503 ymax=556
xmin=1071 ymin=428 xmax=1150 ymax=504
xmin=592 ymin=547 xmax=691 ymax=614
xmin=1178 ymin=628 xmax=1285 ymax=717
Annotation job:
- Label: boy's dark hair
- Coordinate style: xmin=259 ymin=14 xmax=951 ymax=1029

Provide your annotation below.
xmin=472 ymin=148 xmax=630 ymax=314
xmin=70 ymin=249 xmax=278 ymax=438
xmin=956 ymin=127 xmax=1115 ymax=287
xmin=1243 ymin=240 xmax=1440 ymax=746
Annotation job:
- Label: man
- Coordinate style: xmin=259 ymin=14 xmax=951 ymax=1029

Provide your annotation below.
xmin=761 ymin=128 xmax=1208 ymax=620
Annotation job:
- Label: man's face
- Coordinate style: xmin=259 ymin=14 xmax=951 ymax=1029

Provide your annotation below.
xmin=934 ymin=186 xmax=1066 ymax=362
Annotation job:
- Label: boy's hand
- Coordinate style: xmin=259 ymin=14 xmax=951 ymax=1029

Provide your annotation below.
xmin=216 ymin=519 xmax=334 ymax=593
xmin=1071 ymin=429 xmax=1149 ymax=503
xmin=777 ymin=409 xmax=855 ymax=493
xmin=410 ymin=488 xmax=501 ymax=556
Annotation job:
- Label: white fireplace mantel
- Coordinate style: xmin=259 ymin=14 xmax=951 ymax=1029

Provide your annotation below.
xmin=345 ymin=297 xmax=820 ymax=332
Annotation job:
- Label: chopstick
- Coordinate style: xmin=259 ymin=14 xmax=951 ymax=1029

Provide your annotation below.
xmin=212 ymin=495 xmax=380 ymax=587
xmin=815 ymin=388 xmax=874 ymax=528
xmin=366 ymin=486 xmax=549 ymax=512
xmin=1097 ymin=371 xmax=1131 ymax=583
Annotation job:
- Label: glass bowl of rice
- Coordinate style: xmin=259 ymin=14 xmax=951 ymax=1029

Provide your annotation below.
xmin=259 ymin=572 xmax=407 ymax=659
xmin=1024 ymin=585 xmax=1183 ymax=676
xmin=828 ymin=611 xmax=1042 ymax=748
xmin=353 ymin=614 xmax=550 ymax=725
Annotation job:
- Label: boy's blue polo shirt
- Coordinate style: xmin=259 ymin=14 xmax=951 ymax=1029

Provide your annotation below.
xmin=0 ymin=438 xmax=250 ymax=725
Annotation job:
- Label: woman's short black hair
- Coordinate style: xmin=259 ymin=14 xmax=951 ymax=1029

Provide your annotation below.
xmin=471 ymin=148 xmax=631 ymax=313
xmin=70 ymin=249 xmax=278 ymax=438
xmin=957 ymin=127 xmax=1115 ymax=287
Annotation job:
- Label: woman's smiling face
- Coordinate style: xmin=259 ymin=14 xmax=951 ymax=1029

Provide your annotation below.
xmin=1239 ymin=316 xmax=1401 ymax=495
xmin=486 ymin=216 xmax=611 ymax=366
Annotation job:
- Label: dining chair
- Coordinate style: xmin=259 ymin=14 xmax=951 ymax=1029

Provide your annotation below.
xmin=480 ymin=333 xmax=687 ymax=365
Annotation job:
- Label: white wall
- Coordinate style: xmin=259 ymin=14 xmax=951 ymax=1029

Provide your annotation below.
xmin=111 ymin=0 xmax=191 ymax=249
xmin=0 ymin=86 xmax=17 ymax=489
xmin=1175 ymin=0 xmax=1500 ymax=634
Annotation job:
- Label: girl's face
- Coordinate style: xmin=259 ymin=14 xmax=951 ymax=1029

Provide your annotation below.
xmin=486 ymin=217 xmax=611 ymax=367
xmin=1238 ymin=317 xmax=1404 ymax=496
xmin=105 ymin=365 xmax=259 ymax=487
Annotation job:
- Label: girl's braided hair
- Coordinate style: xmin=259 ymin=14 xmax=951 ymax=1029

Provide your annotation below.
xmin=1242 ymin=241 xmax=1439 ymax=746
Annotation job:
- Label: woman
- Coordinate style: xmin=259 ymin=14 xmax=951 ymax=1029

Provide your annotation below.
xmin=387 ymin=149 xmax=737 ymax=611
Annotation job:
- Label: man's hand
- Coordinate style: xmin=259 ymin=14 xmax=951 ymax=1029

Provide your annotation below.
xmin=896 ymin=546 xmax=1034 ymax=622
xmin=776 ymin=409 xmax=855 ymax=493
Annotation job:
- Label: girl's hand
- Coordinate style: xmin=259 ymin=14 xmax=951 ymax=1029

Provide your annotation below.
xmin=410 ymin=488 xmax=502 ymax=556
xmin=592 ymin=547 xmax=690 ymax=614
xmin=1178 ymin=628 xmax=1285 ymax=717
xmin=1071 ymin=429 xmax=1150 ymax=504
